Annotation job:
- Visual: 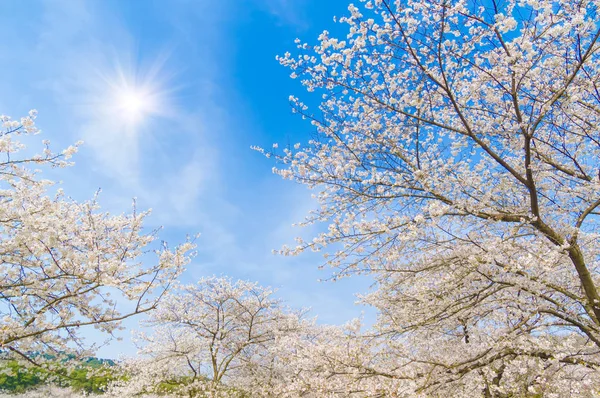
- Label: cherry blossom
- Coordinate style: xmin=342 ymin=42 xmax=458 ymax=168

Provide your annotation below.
xmin=258 ymin=0 xmax=600 ymax=395
xmin=110 ymin=277 xmax=308 ymax=397
xmin=0 ymin=111 xmax=194 ymax=364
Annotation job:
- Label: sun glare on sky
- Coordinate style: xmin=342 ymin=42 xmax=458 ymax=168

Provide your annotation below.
xmin=116 ymin=86 xmax=156 ymax=124
xmin=95 ymin=56 xmax=172 ymax=129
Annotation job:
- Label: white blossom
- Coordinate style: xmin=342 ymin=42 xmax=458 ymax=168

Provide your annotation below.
xmin=257 ymin=0 xmax=600 ymax=395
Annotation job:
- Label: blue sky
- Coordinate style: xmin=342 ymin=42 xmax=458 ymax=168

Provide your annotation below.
xmin=0 ymin=0 xmax=373 ymax=357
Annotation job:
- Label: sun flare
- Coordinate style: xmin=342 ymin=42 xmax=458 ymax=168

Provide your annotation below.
xmin=88 ymin=52 xmax=174 ymax=129
xmin=113 ymin=85 xmax=158 ymax=125
xmin=119 ymin=91 xmax=146 ymax=113
xmin=116 ymin=88 xmax=153 ymax=122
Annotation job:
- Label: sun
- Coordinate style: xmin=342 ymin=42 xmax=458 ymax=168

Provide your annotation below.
xmin=117 ymin=88 xmax=152 ymax=122
xmin=119 ymin=91 xmax=146 ymax=113
xmin=90 ymin=55 xmax=173 ymax=129
xmin=114 ymin=85 xmax=158 ymax=125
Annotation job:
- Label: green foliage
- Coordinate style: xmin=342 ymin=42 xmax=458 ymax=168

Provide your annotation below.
xmin=0 ymin=358 xmax=119 ymax=394
xmin=0 ymin=361 xmax=44 ymax=393
xmin=62 ymin=366 xmax=117 ymax=394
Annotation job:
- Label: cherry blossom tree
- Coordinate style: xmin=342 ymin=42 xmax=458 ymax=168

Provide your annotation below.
xmin=112 ymin=277 xmax=307 ymax=397
xmin=258 ymin=0 xmax=600 ymax=395
xmin=247 ymin=319 xmax=411 ymax=397
xmin=0 ymin=111 xmax=194 ymax=364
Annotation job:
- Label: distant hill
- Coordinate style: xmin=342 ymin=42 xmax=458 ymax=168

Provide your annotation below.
xmin=0 ymin=355 xmax=118 ymax=394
